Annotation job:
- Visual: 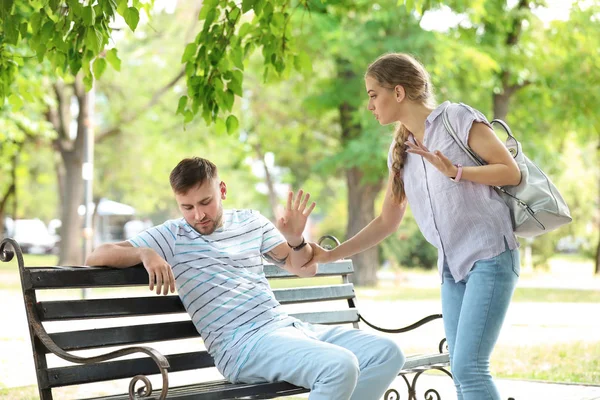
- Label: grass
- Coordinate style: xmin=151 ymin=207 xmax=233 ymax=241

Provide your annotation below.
xmin=355 ymin=286 xmax=600 ymax=303
xmin=494 ymin=341 xmax=600 ymax=384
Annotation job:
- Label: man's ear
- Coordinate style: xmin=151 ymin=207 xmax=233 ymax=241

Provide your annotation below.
xmin=220 ymin=181 xmax=227 ymax=200
xmin=394 ymin=85 xmax=406 ymax=103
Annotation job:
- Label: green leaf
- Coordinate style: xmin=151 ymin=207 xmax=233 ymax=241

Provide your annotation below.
xmin=1 ymin=0 xmax=15 ymax=13
xmin=242 ymin=0 xmax=256 ymax=13
xmin=294 ymin=52 xmax=312 ymax=73
xmin=198 ymin=0 xmax=219 ymax=20
xmin=215 ymin=118 xmax=227 ymax=135
xmin=124 ymin=7 xmax=140 ymax=31
xmin=8 ymin=94 xmax=23 ymax=111
xmin=181 ymin=43 xmax=197 ymax=63
xmin=93 ymin=58 xmax=107 ymax=79
xmin=184 ymin=110 xmax=194 ymax=123
xmin=82 ymin=6 xmax=95 ymax=26
xmin=228 ymin=76 xmax=243 ymax=97
xmin=30 ymin=12 xmax=42 ymax=35
xmin=231 ymin=46 xmax=244 ymax=70
xmin=229 ymin=5 xmax=240 ymax=22
xmin=86 ymin=27 xmax=104 ymax=53
xmin=226 ymin=115 xmax=239 ymax=134
xmin=36 ymin=43 xmax=47 ymax=63
xmin=117 ymin=0 xmax=128 ymax=15
xmin=177 ymin=95 xmax=188 ymax=115
xmin=224 ymin=89 xmax=234 ymax=111
xmin=41 ymin=21 xmax=55 ymax=43
xmin=83 ymin=72 xmax=94 ymax=90
xmin=106 ymin=48 xmax=121 ymax=71
xmin=238 ymin=22 xmax=252 ymax=38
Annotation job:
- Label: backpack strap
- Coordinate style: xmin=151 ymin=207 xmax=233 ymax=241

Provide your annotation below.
xmin=442 ymin=104 xmax=486 ymax=166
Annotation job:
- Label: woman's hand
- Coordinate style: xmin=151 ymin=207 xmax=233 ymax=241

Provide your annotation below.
xmin=405 ymin=137 xmax=458 ymax=178
xmin=308 ymin=242 xmax=335 ymax=264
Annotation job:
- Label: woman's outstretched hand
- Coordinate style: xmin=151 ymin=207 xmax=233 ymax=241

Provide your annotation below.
xmin=307 ymin=242 xmax=334 ymax=264
xmin=405 ymin=137 xmax=458 ymax=178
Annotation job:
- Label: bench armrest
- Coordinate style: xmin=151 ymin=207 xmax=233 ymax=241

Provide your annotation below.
xmin=359 ymin=313 xmax=448 ymax=353
xmin=1 ymin=238 xmax=170 ymax=400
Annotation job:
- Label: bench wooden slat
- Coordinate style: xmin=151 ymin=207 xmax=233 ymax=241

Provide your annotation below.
xmin=289 ymin=309 xmax=359 ymax=325
xmin=37 ymin=296 xmax=186 ymax=321
xmin=25 ymin=261 xmax=353 ymax=289
xmin=45 ymin=310 xmax=358 ymax=352
xmin=47 ymin=321 xmax=199 ymax=352
xmin=37 ymin=284 xmax=356 ymax=321
xmin=273 ymin=284 xmax=355 ymax=304
xmin=264 ymin=260 xmax=353 ymax=278
xmin=403 ymin=353 xmax=450 ymax=372
xmin=43 ymin=352 xmax=449 ymax=392
xmin=92 ymin=380 xmax=309 ymax=400
xmin=41 ymin=351 xmax=215 ymax=388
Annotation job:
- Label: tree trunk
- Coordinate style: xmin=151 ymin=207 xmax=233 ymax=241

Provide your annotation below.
xmin=346 ymin=167 xmax=382 ymax=286
xmin=493 ymin=91 xmax=511 ymax=121
xmin=254 ymin=143 xmax=278 ymax=221
xmin=58 ymin=151 xmax=84 ymax=265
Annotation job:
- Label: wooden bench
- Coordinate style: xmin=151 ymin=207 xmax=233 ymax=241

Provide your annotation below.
xmin=2 ymin=236 xmax=451 ymax=400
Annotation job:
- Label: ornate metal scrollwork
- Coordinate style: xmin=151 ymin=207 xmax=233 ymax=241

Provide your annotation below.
xmin=318 ymin=235 xmax=341 ymax=250
xmin=386 ymin=366 xmax=453 ymax=400
xmin=384 ymin=388 xmax=401 ymax=400
xmin=423 ymin=388 xmax=442 ymax=400
xmin=129 ymin=375 xmax=153 ymax=399
xmin=1 ymin=238 xmax=19 ymax=263
xmin=438 ymin=338 xmax=448 ymax=354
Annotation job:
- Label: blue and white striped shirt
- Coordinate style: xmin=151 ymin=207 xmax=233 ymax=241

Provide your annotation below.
xmin=128 ymin=209 xmax=298 ymax=380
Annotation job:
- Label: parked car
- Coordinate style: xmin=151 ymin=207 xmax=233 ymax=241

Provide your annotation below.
xmin=11 ymin=219 xmax=57 ymax=254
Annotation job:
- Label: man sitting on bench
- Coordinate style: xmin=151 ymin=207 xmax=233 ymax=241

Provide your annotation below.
xmin=86 ymin=156 xmax=405 ymax=400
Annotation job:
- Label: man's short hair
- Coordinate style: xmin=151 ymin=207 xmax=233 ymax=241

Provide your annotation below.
xmin=170 ymin=157 xmax=218 ymax=194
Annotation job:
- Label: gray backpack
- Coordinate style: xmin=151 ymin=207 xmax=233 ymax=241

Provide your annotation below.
xmin=442 ymin=105 xmax=572 ymax=238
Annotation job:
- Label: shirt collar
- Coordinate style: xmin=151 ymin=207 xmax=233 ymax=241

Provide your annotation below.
xmin=426 ymin=101 xmax=450 ymax=126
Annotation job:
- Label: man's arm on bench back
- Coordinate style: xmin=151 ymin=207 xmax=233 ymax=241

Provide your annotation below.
xmin=86 ymin=241 xmax=176 ymax=295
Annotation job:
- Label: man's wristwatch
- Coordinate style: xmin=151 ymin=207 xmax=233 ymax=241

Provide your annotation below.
xmin=287 ymin=237 xmax=307 ymax=251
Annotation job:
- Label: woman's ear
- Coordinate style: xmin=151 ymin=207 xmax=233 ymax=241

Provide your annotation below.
xmin=394 ymin=85 xmax=405 ymax=103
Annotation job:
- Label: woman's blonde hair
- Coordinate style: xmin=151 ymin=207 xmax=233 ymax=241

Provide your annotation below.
xmin=365 ymin=53 xmax=436 ymax=203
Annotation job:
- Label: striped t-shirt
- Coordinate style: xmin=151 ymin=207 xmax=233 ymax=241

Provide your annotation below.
xmin=127 ymin=209 xmax=298 ymax=381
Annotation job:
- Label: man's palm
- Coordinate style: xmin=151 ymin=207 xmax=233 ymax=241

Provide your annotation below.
xmin=277 ymin=190 xmax=316 ymax=241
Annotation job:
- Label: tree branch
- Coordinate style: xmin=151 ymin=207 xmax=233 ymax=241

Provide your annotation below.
xmin=95 ymin=67 xmax=185 ymax=144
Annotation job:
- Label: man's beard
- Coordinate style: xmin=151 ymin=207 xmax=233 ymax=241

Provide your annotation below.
xmin=193 ymin=208 xmax=223 ymax=235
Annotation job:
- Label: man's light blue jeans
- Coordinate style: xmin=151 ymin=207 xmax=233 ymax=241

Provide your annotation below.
xmin=442 ymin=241 xmax=520 ymax=400
xmin=231 ymin=322 xmax=405 ymax=400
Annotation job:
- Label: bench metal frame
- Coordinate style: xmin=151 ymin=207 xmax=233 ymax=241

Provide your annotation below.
xmin=1 ymin=237 xmax=451 ymax=400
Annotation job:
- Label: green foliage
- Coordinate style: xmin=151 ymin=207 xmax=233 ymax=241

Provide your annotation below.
xmin=0 ymin=0 xmax=151 ymax=103
xmin=380 ymin=210 xmax=438 ymax=269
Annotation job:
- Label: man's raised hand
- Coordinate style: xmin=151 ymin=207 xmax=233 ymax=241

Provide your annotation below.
xmin=276 ymin=190 xmax=316 ymax=245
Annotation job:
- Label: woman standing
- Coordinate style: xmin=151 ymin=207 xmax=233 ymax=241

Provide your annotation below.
xmin=310 ymin=53 xmax=522 ymax=400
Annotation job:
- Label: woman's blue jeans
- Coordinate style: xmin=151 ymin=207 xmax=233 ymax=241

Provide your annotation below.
xmin=441 ymin=242 xmax=519 ymax=400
